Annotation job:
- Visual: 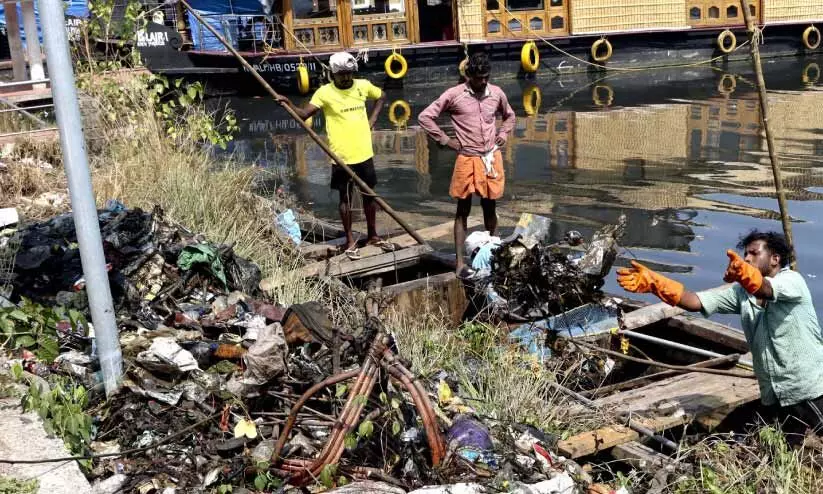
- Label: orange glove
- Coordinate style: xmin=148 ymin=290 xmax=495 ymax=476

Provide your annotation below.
xmin=616 ymin=261 xmax=684 ymax=306
xmin=723 ymin=249 xmax=763 ymax=294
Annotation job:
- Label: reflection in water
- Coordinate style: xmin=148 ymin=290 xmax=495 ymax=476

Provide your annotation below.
xmin=223 ymin=58 xmax=823 ymax=325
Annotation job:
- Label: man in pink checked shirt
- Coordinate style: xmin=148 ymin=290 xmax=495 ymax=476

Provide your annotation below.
xmin=418 ymin=52 xmax=516 ymax=277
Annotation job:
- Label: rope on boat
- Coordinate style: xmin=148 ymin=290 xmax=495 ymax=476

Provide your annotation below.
xmin=494 ymin=6 xmax=754 ymax=73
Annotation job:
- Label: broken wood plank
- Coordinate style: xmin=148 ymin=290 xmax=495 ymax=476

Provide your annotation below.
xmin=556 ymin=370 xmax=760 ymax=458
xmin=584 ymin=353 xmax=741 ymax=398
xmin=310 ymin=244 xmax=433 ymax=279
xmin=611 ymin=441 xmax=674 ymax=471
xmin=383 ymin=272 xmax=468 ymax=326
xmin=666 ymin=315 xmax=749 ymax=353
xmin=296 ymin=219 xmax=480 ymax=278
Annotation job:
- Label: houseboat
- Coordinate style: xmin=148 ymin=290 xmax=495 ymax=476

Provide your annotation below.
xmin=135 ymin=0 xmax=823 ymax=93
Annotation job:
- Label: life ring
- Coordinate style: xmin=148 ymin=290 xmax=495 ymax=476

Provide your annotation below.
xmin=297 ymin=64 xmax=310 ymax=95
xmin=803 ymin=26 xmax=821 ymax=50
xmin=388 ymin=99 xmax=411 ymax=127
xmin=385 ymin=52 xmax=408 ymax=79
xmin=718 ymin=74 xmax=736 ymax=95
xmin=520 ymin=41 xmax=539 ymax=73
xmin=803 ymin=62 xmax=820 ymax=85
xmin=591 ymin=39 xmax=612 ymax=63
xmin=458 ymin=58 xmax=468 ymax=78
xmin=717 ymin=30 xmax=736 ymax=54
xmin=592 ymin=84 xmax=613 ymax=107
xmin=522 ymin=85 xmax=542 ymax=116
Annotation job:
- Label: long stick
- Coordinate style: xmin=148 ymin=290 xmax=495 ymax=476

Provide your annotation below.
xmin=179 ymin=0 xmax=427 ymax=247
xmin=740 ymin=1 xmax=796 ymax=269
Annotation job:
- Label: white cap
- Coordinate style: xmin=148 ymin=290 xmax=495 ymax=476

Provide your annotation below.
xmin=329 ymin=52 xmax=358 ymax=73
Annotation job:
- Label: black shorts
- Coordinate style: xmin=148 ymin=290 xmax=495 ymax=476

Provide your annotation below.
xmin=330 ymin=158 xmax=377 ymax=193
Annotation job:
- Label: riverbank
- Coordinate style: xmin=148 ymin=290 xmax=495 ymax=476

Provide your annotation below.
xmin=1 ymin=62 xmax=823 ymax=493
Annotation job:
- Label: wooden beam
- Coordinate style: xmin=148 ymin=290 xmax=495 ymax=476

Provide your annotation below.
xmin=20 ymin=0 xmax=45 ymax=83
xmin=611 ymin=441 xmax=674 ymax=471
xmin=556 ymin=370 xmax=760 ymax=458
xmin=296 ymin=218 xmax=480 ymax=278
xmin=4 ymin=2 xmax=26 ymax=81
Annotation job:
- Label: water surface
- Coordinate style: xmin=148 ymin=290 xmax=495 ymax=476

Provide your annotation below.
xmin=219 ymin=55 xmax=823 ymax=327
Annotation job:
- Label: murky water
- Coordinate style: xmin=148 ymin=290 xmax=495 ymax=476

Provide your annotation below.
xmin=219 ymin=55 xmax=823 ymax=327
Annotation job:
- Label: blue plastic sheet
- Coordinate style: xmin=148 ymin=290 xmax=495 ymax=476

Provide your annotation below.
xmin=0 ymin=0 xmax=89 ymax=46
xmin=185 ymin=0 xmax=265 ymax=50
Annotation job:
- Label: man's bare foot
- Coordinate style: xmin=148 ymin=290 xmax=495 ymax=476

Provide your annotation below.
xmin=365 ymin=236 xmax=385 ymax=245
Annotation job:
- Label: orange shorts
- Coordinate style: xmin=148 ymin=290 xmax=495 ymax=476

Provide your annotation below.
xmin=449 ymin=151 xmax=505 ymax=200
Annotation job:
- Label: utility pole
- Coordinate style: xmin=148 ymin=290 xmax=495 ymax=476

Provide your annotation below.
xmin=38 ymin=0 xmax=123 ymax=395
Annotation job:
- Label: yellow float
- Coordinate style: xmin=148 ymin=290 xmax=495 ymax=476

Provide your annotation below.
xmin=522 ymin=85 xmax=542 ymax=116
xmin=520 ymin=41 xmax=539 ymax=73
xmin=297 ymin=63 xmax=310 ymax=95
xmin=591 ymin=39 xmax=613 ymax=63
xmin=388 ymin=99 xmax=411 ymax=127
xmin=717 ymin=30 xmax=736 ymax=54
xmin=803 ymin=26 xmax=821 ymax=50
xmin=385 ymin=51 xmax=408 ymax=79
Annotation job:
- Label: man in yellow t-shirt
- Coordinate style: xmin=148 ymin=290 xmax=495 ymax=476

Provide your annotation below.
xmin=277 ymin=52 xmax=386 ymax=255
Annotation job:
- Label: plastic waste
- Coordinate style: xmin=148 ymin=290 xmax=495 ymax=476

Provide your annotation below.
xmin=177 ymin=243 xmax=228 ymax=287
xmin=408 ymin=484 xmax=485 ymax=494
xmin=509 ymin=473 xmax=577 ymax=494
xmin=136 ymin=337 xmax=199 ymax=374
xmin=275 ymin=209 xmax=302 ymax=245
xmin=446 ymin=416 xmax=496 ymax=467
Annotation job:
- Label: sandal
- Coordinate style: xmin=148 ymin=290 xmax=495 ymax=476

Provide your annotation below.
xmin=345 ymin=248 xmax=361 ymax=260
xmin=368 ymin=238 xmax=399 ymax=252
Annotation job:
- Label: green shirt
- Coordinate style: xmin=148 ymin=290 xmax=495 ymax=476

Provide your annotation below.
xmin=697 ymin=268 xmax=823 ymax=407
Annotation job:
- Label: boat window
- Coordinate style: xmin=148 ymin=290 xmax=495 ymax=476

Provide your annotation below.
xmin=353 ymin=0 xmax=405 ymax=16
xmin=487 ymin=19 xmax=501 ymax=32
xmin=486 ymin=0 xmax=499 ymax=10
xmin=292 ymin=0 xmax=337 ymax=19
xmin=506 ymin=0 xmax=544 ymax=12
xmin=726 ymin=5 xmax=737 ymax=18
xmin=530 ymin=17 xmax=543 ymax=30
xmin=689 ymin=7 xmax=700 ymax=20
xmin=508 ymin=18 xmax=522 ymax=31
xmin=550 ymin=15 xmax=563 ymax=29
xmin=550 ymin=0 xmax=562 ymax=5
xmin=708 ymin=6 xmax=719 ymax=18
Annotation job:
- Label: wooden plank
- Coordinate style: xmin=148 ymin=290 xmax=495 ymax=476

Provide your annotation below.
xmin=309 ymin=244 xmax=432 ymax=279
xmin=296 ymin=219 xmax=480 ymax=279
xmin=383 ymin=272 xmax=468 ymax=325
xmin=556 ymin=371 xmax=760 ymax=458
xmin=666 ymin=315 xmax=749 ymax=353
xmin=4 ymin=2 xmax=26 ymax=81
xmin=611 ymin=441 xmax=674 ymax=471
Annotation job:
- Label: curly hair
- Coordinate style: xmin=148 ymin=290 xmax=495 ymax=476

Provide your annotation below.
xmin=736 ymin=229 xmax=793 ymax=267
xmin=466 ymin=52 xmax=491 ymax=76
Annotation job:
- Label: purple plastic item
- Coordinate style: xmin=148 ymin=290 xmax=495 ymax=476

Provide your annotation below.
xmin=446 ymin=416 xmax=494 ymax=451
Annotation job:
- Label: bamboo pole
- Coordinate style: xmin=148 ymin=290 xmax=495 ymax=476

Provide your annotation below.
xmin=179 ymin=0 xmax=428 ymax=247
xmin=740 ymin=1 xmax=796 ymax=269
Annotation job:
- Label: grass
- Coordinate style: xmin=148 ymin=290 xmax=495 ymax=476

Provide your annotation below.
xmin=385 ymin=303 xmax=602 ymax=437
xmin=668 ymin=425 xmax=823 ymax=494
xmin=0 ymin=476 xmax=38 ymax=494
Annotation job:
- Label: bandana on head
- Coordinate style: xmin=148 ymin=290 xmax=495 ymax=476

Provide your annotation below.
xmin=329 ymin=52 xmax=358 ymax=73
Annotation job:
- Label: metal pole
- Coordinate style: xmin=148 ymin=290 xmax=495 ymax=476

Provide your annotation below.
xmin=740 ymin=1 xmax=796 ymax=269
xmin=179 ymin=0 xmax=428 ymax=247
xmin=20 ymin=0 xmax=46 ymax=82
xmin=38 ymin=0 xmax=122 ymax=396
xmin=620 ymin=329 xmax=753 ymax=368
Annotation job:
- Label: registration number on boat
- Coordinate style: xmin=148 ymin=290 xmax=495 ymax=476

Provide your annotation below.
xmin=244 ymin=62 xmax=319 ymax=74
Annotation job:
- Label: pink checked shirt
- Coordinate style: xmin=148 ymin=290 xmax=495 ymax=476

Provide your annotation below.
xmin=417 ymin=83 xmax=516 ymax=157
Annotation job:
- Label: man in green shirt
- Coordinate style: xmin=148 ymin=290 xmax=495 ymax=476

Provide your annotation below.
xmin=617 ymin=230 xmax=823 ymax=436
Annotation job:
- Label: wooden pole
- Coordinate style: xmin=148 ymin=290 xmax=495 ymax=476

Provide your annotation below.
xmin=740 ymin=1 xmax=797 ymax=269
xmin=4 ymin=1 xmax=27 ymax=81
xmin=20 ymin=0 xmax=45 ymax=84
xmin=179 ymin=0 xmax=428 ymax=247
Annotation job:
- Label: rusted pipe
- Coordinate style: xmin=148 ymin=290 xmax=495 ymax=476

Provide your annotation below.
xmin=383 ymin=363 xmax=445 ymax=465
xmin=271 ymin=368 xmax=360 ymax=463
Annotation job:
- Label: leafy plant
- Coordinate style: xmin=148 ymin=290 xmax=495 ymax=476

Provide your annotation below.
xmin=251 ymin=460 xmax=282 ymax=491
xmin=0 ymin=476 xmax=38 ymax=494
xmin=21 ymin=377 xmax=93 ymax=470
xmin=0 ymin=299 xmax=85 ymax=362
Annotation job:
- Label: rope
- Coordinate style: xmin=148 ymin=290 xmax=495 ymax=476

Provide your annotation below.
xmin=494 ymin=7 xmax=752 ymax=72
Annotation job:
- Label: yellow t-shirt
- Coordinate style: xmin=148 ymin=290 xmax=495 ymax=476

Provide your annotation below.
xmin=309 ymin=79 xmax=382 ymax=165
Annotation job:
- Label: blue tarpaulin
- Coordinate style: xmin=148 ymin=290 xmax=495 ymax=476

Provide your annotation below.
xmin=0 ymin=0 xmax=90 ymax=46
xmin=185 ymin=0 xmax=265 ymax=51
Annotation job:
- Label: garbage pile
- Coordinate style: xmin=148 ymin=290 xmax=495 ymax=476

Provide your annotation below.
xmin=3 ymin=205 xmax=630 ymax=493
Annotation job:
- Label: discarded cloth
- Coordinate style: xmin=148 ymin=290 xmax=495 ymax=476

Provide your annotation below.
xmin=177 ymin=243 xmax=227 ymax=287
xmin=276 ymin=209 xmax=302 ymax=245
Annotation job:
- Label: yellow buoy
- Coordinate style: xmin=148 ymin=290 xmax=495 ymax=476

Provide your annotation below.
xmin=591 ymin=39 xmax=613 ymax=63
xmin=717 ymin=30 xmax=736 ymax=54
xmin=520 ymin=41 xmax=539 ymax=73
xmin=522 ymin=85 xmax=542 ymax=116
xmin=388 ymin=99 xmax=411 ymax=128
xmin=803 ymin=26 xmax=821 ymax=50
xmin=385 ymin=52 xmax=408 ymax=79
xmin=297 ymin=64 xmax=310 ymax=95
